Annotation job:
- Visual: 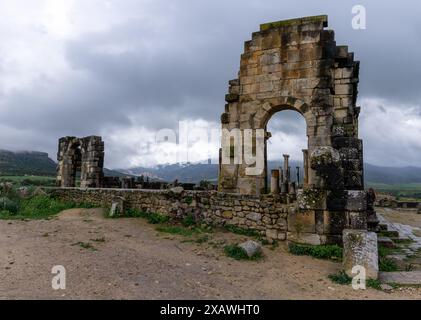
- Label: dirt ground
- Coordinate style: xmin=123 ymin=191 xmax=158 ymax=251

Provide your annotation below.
xmin=1 ymin=208 xmax=420 ymax=300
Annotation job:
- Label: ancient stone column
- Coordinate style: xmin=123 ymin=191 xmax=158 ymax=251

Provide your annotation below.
xmin=289 ymin=182 xmax=296 ymax=195
xmin=302 ymin=149 xmax=309 ymax=186
xmin=283 ymin=154 xmax=290 ymax=182
xmin=271 ymin=170 xmax=280 ymax=194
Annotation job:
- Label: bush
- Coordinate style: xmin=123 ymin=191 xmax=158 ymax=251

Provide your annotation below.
xmin=18 ymin=195 xmax=76 ymax=219
xmin=224 ymin=244 xmax=263 ymax=261
xmin=124 ymin=208 xmax=169 ymax=224
xmin=224 ymin=225 xmax=260 ymax=237
xmin=182 ymin=214 xmax=196 ymax=227
xmin=288 ymin=243 xmax=343 ymax=261
xmin=328 ymin=271 xmax=352 ymax=285
xmin=379 ymin=258 xmax=399 ymax=272
xmin=0 ymin=197 xmax=19 ymax=214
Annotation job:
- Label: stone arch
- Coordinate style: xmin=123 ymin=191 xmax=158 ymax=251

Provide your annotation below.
xmin=218 ymin=15 xmax=367 ymax=244
xmin=253 ymin=97 xmax=313 ymax=130
xmin=57 ymin=136 xmax=104 ymax=188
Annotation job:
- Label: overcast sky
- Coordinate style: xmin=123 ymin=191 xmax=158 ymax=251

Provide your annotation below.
xmin=0 ymin=0 xmax=420 ymax=169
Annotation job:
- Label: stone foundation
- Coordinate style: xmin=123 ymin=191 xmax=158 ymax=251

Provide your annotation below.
xmin=47 ymin=188 xmax=294 ymax=241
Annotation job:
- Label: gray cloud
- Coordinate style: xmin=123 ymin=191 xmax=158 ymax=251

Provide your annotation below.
xmin=0 ymin=0 xmax=420 ymax=168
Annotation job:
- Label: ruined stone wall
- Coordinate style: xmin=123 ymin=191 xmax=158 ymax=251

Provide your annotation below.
xmin=219 ymin=15 xmax=363 ymax=195
xmin=218 ymin=15 xmax=366 ymax=245
xmin=57 ymin=136 xmax=104 ymax=188
xmin=47 ymin=188 xmax=294 ymax=242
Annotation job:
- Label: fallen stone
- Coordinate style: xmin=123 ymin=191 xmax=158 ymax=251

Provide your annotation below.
xmin=379 ymin=271 xmax=421 ymax=285
xmin=170 ymin=187 xmax=184 ymax=194
xmin=343 ymin=229 xmax=379 ymax=280
xmin=238 ymin=240 xmax=262 ymax=258
xmin=380 ymin=284 xmax=394 ymax=292
xmin=109 ymin=196 xmax=125 ymax=217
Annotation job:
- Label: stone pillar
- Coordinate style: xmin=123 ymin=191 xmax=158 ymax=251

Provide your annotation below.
xmin=283 ymin=154 xmax=290 ymax=182
xmin=343 ymin=230 xmax=379 ymax=280
xmin=271 ymin=170 xmax=280 ymax=194
xmin=302 ymin=149 xmax=309 ymax=186
xmin=289 ymin=182 xmax=296 ymax=195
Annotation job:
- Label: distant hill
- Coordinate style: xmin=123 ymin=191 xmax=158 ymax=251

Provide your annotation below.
xmin=0 ymin=150 xmax=56 ymax=176
xmin=0 ymin=150 xmax=126 ymax=177
xmin=120 ymin=161 xmax=421 ymax=185
xmin=364 ymin=163 xmax=421 ymax=184
xmin=2 ymin=149 xmax=421 ymax=185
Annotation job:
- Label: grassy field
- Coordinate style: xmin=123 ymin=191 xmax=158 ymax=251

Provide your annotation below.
xmin=0 ymin=175 xmax=56 ymax=187
xmin=367 ymin=182 xmax=421 ymax=200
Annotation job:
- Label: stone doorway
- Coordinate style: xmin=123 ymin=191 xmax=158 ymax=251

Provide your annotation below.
xmin=265 ymin=109 xmax=308 ymax=194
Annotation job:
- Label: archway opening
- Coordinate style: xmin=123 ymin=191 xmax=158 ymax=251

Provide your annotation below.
xmin=70 ymin=143 xmax=82 ymax=187
xmin=265 ymin=109 xmax=308 ymax=193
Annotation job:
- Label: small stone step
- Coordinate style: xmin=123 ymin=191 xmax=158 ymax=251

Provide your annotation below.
xmin=378 ymin=237 xmax=395 ymax=248
xmin=378 ymin=224 xmax=388 ymax=231
xmin=379 ymin=271 xmax=421 ymax=285
xmin=379 ymin=230 xmax=400 ymax=238
xmin=390 ymin=237 xmax=412 ymax=244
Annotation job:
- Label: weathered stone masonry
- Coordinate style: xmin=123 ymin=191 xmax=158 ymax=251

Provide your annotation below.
xmin=48 ymin=188 xmax=294 ymax=241
xmin=218 ymin=15 xmax=366 ymax=244
xmin=57 ymin=136 xmax=104 ymax=188
xmin=53 ymin=15 xmax=369 ymax=245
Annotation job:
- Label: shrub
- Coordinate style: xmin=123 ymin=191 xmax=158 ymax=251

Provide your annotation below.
xmin=18 ymin=195 xmax=75 ymax=219
xmin=288 ymin=243 xmax=343 ymax=261
xmin=328 ymin=271 xmax=352 ymax=285
xmin=182 ymin=214 xmax=196 ymax=227
xmin=379 ymin=258 xmax=399 ymax=272
xmin=224 ymin=244 xmax=263 ymax=261
xmin=224 ymin=225 xmax=260 ymax=237
xmin=146 ymin=212 xmax=170 ymax=224
xmin=0 ymin=197 xmax=19 ymax=214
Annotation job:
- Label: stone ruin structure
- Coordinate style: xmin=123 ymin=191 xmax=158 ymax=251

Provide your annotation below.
xmin=53 ymin=15 xmax=372 ymax=245
xmin=218 ymin=15 xmax=367 ymax=244
xmin=57 ymin=136 xmax=104 ymax=188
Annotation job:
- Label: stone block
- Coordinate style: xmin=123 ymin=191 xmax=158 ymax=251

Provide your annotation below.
xmin=343 ymin=230 xmax=378 ymax=280
xmin=345 ymin=190 xmax=367 ymax=211
xmin=238 ymin=240 xmax=262 ymax=258
xmin=287 ymin=232 xmax=322 ymax=245
xmin=287 ymin=210 xmax=316 ymax=233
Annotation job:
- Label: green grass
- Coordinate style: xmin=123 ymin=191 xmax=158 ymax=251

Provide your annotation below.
xmin=224 ymin=244 xmax=263 ymax=261
xmin=379 ymin=258 xmax=399 ymax=272
xmin=288 ymin=243 xmax=343 ymax=261
xmin=0 ymin=175 xmax=56 ymax=187
xmin=72 ymin=242 xmax=97 ymax=251
xmin=367 ymin=182 xmax=421 ymax=200
xmin=328 ymin=271 xmax=352 ymax=285
xmin=328 ymin=271 xmax=397 ymax=291
xmin=224 ymin=225 xmax=260 ymax=238
xmin=0 ymin=195 xmax=80 ymax=220
xmin=182 ymin=214 xmax=196 ymax=227
xmin=124 ymin=209 xmax=170 ymax=224
xmin=155 ymin=225 xmax=199 ymax=237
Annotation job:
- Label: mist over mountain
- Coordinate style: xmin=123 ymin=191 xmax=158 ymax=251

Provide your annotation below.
xmin=2 ymin=149 xmax=421 ymax=185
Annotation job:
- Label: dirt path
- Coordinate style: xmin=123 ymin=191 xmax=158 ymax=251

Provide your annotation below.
xmin=1 ymin=209 xmax=420 ymax=300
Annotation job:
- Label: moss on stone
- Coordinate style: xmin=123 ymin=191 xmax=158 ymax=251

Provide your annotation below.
xmin=260 ymin=15 xmax=328 ymax=31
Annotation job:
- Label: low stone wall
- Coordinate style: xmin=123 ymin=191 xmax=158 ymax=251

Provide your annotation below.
xmin=46 ymin=188 xmax=295 ymax=241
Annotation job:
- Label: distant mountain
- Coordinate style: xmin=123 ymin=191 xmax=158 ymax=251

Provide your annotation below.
xmin=2 ymin=149 xmax=421 ymax=185
xmin=119 ymin=161 xmax=421 ymax=185
xmin=0 ymin=150 xmax=56 ymax=176
xmin=0 ymin=150 xmax=126 ymax=177
xmin=364 ymin=163 xmax=421 ymax=184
